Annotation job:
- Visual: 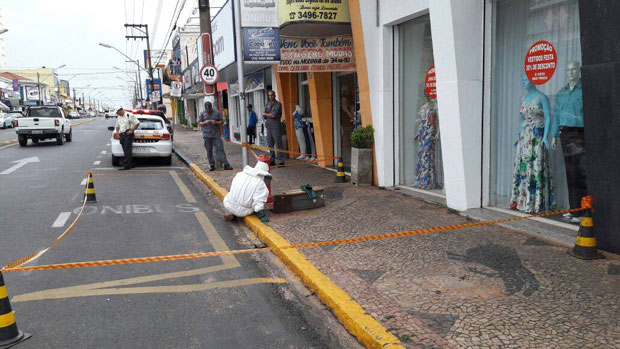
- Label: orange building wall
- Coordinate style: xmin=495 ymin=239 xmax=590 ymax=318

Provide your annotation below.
xmin=274 ymin=70 xmax=299 ymax=158
xmin=307 ymin=72 xmax=334 ymax=167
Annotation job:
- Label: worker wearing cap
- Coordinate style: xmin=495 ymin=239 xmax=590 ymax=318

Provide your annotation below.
xmin=115 ymin=107 xmax=140 ymax=170
xmin=198 ymin=101 xmax=232 ymax=171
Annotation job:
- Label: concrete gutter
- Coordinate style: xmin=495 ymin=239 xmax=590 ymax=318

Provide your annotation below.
xmin=173 ymin=147 xmax=403 ymax=349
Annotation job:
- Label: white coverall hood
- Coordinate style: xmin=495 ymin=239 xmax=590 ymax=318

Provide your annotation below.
xmin=223 ymin=165 xmax=270 ymax=217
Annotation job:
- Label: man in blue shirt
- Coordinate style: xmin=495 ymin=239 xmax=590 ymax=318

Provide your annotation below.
xmin=551 ymin=61 xmax=586 ymax=220
xmin=247 ymin=104 xmax=257 ymax=145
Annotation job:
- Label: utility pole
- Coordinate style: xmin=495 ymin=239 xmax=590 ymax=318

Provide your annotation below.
xmin=36 ymin=72 xmax=41 ymax=106
xmin=233 ymin=0 xmax=248 ymax=166
xmin=82 ymin=92 xmax=85 ymax=110
xmin=73 ymin=88 xmax=76 ymax=111
xmin=125 ymin=24 xmax=158 ymax=108
xmin=199 ymin=0 xmax=219 ymax=108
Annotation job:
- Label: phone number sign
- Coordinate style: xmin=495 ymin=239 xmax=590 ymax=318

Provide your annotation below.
xmin=524 ymin=40 xmax=557 ymax=85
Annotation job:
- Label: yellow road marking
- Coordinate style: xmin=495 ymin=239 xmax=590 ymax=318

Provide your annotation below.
xmin=170 ymin=170 xmax=196 ymax=203
xmin=0 ymin=143 xmax=17 ymax=151
xmin=195 ymin=211 xmax=240 ymax=267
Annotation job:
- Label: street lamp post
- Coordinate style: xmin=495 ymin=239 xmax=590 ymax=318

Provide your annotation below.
xmin=99 ymin=43 xmax=151 ymax=108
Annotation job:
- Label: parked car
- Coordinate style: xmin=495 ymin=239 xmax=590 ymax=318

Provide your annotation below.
xmin=14 ymin=106 xmax=72 ymax=146
xmin=108 ymin=114 xmax=172 ymax=166
xmin=131 ymin=109 xmax=174 ymax=140
xmin=105 ymin=111 xmax=117 ymax=119
xmin=88 ymin=111 xmax=96 ymax=118
xmin=67 ymin=111 xmax=80 ymax=119
xmin=0 ymin=112 xmax=16 ymax=128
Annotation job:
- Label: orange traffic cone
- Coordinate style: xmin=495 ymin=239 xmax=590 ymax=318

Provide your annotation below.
xmin=0 ymin=272 xmax=31 ymax=347
xmin=569 ymin=196 xmax=603 ymax=260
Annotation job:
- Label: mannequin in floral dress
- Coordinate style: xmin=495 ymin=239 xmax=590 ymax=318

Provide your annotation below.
xmin=510 ymin=76 xmax=556 ymax=213
xmin=413 ymin=97 xmax=439 ymax=189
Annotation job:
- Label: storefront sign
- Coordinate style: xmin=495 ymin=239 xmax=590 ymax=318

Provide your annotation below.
xmin=212 ymin=0 xmax=236 ymax=70
xmin=241 ymin=0 xmax=278 ymax=27
xmin=524 ymin=40 xmax=557 ymax=85
xmin=144 ymin=50 xmax=171 ymax=69
xmin=279 ymin=0 xmax=350 ymax=26
xmin=183 ymin=69 xmax=192 ymax=89
xmin=278 ymin=35 xmax=356 ymax=73
xmin=424 ymin=66 xmax=437 ymax=99
xmin=243 ymin=27 xmax=280 ymax=63
xmin=25 ymin=86 xmax=39 ymax=101
xmin=146 ymin=79 xmax=162 ymax=101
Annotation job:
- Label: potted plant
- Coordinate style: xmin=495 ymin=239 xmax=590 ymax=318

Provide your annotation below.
xmin=350 ymin=125 xmax=374 ymax=185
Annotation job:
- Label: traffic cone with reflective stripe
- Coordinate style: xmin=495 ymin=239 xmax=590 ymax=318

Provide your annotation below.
xmin=84 ymin=171 xmax=97 ymax=203
xmin=0 ymin=272 xmax=31 ymax=347
xmin=569 ymin=196 xmax=603 ymax=260
xmin=335 ymin=157 xmax=346 ymax=183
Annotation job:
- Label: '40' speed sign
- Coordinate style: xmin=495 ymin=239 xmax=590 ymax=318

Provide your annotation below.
xmin=200 ymin=64 xmax=219 ymax=85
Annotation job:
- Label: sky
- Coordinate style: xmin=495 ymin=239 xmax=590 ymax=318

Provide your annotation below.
xmin=1 ymin=0 xmax=226 ymax=108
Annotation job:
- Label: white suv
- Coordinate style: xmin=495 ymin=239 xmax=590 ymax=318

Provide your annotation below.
xmin=109 ymin=115 xmax=172 ymax=166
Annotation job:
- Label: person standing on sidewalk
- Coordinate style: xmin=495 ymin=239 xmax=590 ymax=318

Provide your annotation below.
xmin=115 ymin=107 xmax=140 ymax=170
xmin=247 ymin=104 xmax=257 ymax=145
xmin=263 ymin=90 xmax=284 ymax=166
xmin=199 ymin=101 xmax=233 ymax=171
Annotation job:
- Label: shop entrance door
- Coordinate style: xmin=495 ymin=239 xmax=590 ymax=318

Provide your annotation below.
xmin=333 ymin=73 xmax=359 ymax=170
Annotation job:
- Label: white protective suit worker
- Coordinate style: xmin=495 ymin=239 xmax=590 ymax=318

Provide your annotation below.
xmin=223 ymin=161 xmax=271 ymax=222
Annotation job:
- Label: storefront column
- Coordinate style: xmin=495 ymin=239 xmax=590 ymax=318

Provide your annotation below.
xmin=579 ymin=0 xmax=620 ymax=254
xmin=275 ymin=71 xmax=299 ymax=158
xmin=307 ymin=72 xmax=334 ymax=167
xmin=348 ymin=0 xmax=377 ymax=184
xmin=429 ymin=0 xmax=484 ymax=211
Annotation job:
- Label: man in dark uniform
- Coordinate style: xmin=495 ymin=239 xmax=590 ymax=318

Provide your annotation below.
xmin=198 ymin=101 xmax=233 ymax=171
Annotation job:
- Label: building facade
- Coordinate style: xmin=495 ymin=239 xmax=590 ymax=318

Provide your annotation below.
xmin=354 ymin=0 xmax=618 ymax=253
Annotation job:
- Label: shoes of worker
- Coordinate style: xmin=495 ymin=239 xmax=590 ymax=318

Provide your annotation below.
xmin=223 ymin=164 xmax=233 ymax=170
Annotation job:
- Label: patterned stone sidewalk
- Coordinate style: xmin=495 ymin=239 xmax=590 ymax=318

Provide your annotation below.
xmin=174 ymin=127 xmax=620 ymax=348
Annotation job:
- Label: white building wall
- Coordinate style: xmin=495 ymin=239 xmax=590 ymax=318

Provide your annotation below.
xmin=358 ymin=0 xmax=484 ymax=211
xmin=0 ymin=9 xmax=7 ymax=68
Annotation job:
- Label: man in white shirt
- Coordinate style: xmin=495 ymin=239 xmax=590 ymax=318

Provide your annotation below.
xmin=114 ymin=107 xmax=140 ymax=170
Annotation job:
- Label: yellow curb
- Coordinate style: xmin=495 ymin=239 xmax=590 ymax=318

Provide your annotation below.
xmin=188 ymin=162 xmax=402 ymax=348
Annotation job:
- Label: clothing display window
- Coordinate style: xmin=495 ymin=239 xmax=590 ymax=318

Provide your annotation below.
xmin=490 ymin=0 xmax=584 ymax=218
xmin=334 ymin=73 xmax=360 ymax=169
xmin=397 ymin=15 xmax=444 ymax=191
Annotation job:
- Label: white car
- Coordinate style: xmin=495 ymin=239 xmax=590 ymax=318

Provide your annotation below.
xmin=109 ymin=115 xmax=172 ymax=166
xmin=0 ymin=112 xmax=15 ymax=128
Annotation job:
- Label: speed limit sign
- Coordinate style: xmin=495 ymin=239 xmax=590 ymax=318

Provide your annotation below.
xmin=200 ymin=64 xmax=219 ymax=85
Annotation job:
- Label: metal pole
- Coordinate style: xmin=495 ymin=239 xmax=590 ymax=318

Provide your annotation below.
xmin=36 ymin=72 xmax=41 ymax=105
xmin=233 ymin=0 xmax=248 ymax=166
xmin=73 ymin=88 xmax=76 ymax=111
xmin=144 ymin=25 xmax=156 ymax=108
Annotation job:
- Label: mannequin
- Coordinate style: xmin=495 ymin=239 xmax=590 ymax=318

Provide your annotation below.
xmin=551 ymin=60 xmax=586 ymax=221
xmin=292 ymin=105 xmax=307 ymax=160
xmin=413 ymin=94 xmax=439 ymax=189
xmin=510 ymin=75 xmax=555 ymax=213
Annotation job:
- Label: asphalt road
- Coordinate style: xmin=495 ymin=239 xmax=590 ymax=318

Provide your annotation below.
xmin=0 ymin=118 xmax=356 ymax=348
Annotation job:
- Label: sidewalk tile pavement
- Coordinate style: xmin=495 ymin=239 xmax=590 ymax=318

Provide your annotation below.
xmin=174 ymin=127 xmax=620 ymax=348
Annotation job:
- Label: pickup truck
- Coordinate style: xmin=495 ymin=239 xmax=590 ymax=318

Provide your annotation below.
xmin=13 ymin=106 xmax=73 ymax=146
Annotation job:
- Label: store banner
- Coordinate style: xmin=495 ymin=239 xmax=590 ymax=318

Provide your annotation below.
xmin=278 ymin=0 xmax=350 ymax=26
xmin=241 ymin=0 xmax=278 ymax=27
xmin=524 ymin=40 xmax=557 ymax=85
xmin=243 ymin=27 xmax=280 ymax=63
xmin=212 ymin=0 xmax=236 ymax=70
xmin=144 ymin=50 xmax=171 ymax=69
xmin=25 ymin=86 xmax=39 ymax=101
xmin=278 ymin=35 xmax=355 ymax=73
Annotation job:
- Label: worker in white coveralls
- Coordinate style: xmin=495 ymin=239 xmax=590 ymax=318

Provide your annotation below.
xmin=223 ymin=161 xmax=271 ymax=222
